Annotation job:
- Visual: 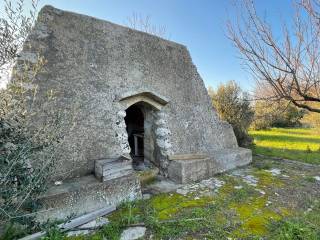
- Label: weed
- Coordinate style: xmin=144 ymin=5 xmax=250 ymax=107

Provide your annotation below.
xmin=0 ymin=224 xmax=28 ymax=240
xmin=41 ymin=225 xmax=66 ymax=240
xmin=306 ymin=145 xmax=312 ymax=153
xmin=269 ymin=220 xmax=319 ymax=240
xmin=304 ymin=176 xmax=317 ymax=183
xmin=100 ymin=221 xmax=122 ymax=240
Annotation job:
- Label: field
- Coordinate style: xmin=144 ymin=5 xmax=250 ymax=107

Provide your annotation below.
xmin=249 ymin=128 xmax=320 ymax=165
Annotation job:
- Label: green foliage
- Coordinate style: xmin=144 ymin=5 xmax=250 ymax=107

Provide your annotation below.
xmin=269 ymin=216 xmax=320 ymax=240
xmin=208 ymin=81 xmax=254 ymax=147
xmin=252 ymin=100 xmax=305 ymax=130
xmin=41 ymin=225 xmax=66 ymax=240
xmin=0 ymin=223 xmax=29 ymax=240
xmin=0 ymin=56 xmax=62 ymax=227
xmin=301 ymin=104 xmax=320 ymax=128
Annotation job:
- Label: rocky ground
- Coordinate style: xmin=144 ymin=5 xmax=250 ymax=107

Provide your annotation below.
xmin=67 ymin=155 xmax=320 ymax=239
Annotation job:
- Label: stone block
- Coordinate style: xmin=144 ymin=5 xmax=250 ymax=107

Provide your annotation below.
xmin=168 ymin=154 xmax=209 ymax=184
xmin=168 ymin=148 xmax=252 ymax=184
xmin=37 ymin=174 xmax=141 ymax=222
xmin=95 ymin=156 xmax=133 ymax=182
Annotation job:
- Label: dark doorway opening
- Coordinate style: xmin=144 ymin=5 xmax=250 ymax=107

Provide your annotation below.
xmin=125 ymin=104 xmax=145 ymax=170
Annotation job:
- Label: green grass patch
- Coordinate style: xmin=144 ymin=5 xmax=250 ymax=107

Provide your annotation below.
xmin=249 ymin=128 xmax=320 ymax=164
xmin=268 ymin=201 xmax=320 ymax=240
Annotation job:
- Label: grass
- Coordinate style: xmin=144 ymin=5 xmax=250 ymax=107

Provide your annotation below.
xmin=63 ymin=156 xmax=320 ymax=240
xmin=249 ymin=127 xmax=320 ymax=164
xmin=8 ymin=155 xmax=320 ymax=239
xmin=6 ymin=128 xmax=320 ymax=239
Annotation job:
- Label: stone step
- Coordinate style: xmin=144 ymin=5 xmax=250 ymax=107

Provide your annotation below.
xmin=95 ymin=156 xmax=133 ymax=182
xmin=103 ymin=169 xmax=133 ymax=182
xmin=37 ymin=174 xmax=141 ymax=222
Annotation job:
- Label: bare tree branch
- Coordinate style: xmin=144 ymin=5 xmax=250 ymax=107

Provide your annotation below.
xmin=125 ymin=12 xmax=169 ymax=39
xmin=228 ymin=0 xmax=320 ymax=113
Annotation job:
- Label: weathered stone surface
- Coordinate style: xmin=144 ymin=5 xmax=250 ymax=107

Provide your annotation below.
xmin=17 ymin=5 xmax=253 ymax=220
xmin=20 ymin=5 xmax=251 ymax=180
xmin=168 ymin=157 xmax=209 ymax=184
xmin=37 ymin=174 xmax=141 ymax=222
xmin=168 ymin=148 xmax=252 ymax=183
xmin=77 ymin=217 xmax=109 ymax=229
xmin=120 ymin=227 xmax=146 ymax=240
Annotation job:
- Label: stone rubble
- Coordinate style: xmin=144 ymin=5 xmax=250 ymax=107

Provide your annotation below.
xmin=266 ymin=168 xmax=281 ymax=176
xmin=175 ymin=178 xmax=225 ymax=195
xmin=242 ymin=175 xmax=258 ymax=186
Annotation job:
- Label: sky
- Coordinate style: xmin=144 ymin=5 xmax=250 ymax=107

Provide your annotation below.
xmin=2 ymin=0 xmax=295 ymax=91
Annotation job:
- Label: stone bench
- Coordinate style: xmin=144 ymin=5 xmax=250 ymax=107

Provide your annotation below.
xmin=168 ymin=154 xmax=210 ymax=184
xmin=168 ymin=148 xmax=252 ymax=184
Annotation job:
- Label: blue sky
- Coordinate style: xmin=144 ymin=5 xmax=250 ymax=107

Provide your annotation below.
xmin=5 ymin=0 xmax=295 ymax=91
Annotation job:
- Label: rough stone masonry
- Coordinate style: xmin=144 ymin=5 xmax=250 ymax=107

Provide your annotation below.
xmin=17 ymin=5 xmax=252 ymax=219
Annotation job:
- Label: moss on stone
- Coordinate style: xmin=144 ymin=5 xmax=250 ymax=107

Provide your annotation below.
xmin=253 ymin=169 xmax=284 ymax=187
xmin=150 ymin=193 xmax=214 ymax=220
xmin=229 ymin=196 xmax=283 ymax=238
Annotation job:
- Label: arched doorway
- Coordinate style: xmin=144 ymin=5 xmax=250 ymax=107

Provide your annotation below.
xmin=119 ymin=91 xmax=170 ymax=172
xmin=125 ymin=104 xmax=145 ymax=169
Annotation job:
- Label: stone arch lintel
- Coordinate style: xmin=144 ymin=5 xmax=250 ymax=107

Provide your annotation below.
xmin=117 ymin=90 xmax=169 ymax=110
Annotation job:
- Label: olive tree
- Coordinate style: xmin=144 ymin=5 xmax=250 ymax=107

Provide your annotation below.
xmin=209 ymin=81 xmax=254 ymax=147
xmin=0 ymin=1 xmax=77 ymax=230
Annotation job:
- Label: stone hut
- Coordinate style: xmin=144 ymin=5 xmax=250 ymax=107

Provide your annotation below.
xmin=18 ymin=6 xmax=251 ymax=220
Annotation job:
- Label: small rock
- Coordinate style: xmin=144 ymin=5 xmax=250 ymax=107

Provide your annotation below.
xmin=194 ymin=196 xmax=200 ymax=200
xmin=234 ymin=185 xmax=243 ymax=189
xmin=77 ymin=217 xmax=109 ymax=229
xmin=176 ymin=188 xmax=188 ymax=195
xmin=143 ymin=193 xmax=151 ymax=200
xmin=242 ymin=175 xmax=258 ymax=186
xmin=200 ymin=178 xmax=225 ymax=189
xmin=54 ymin=181 xmax=62 ymax=186
xmin=314 ymin=176 xmax=320 ymax=181
xmin=120 ymin=227 xmax=146 ymax=240
xmin=265 ymin=201 xmax=272 ymax=206
xmin=67 ymin=230 xmax=91 ymax=237
xmin=275 ymin=192 xmax=279 ymax=196
xmin=266 ymin=168 xmax=281 ymax=176
xmin=256 ymin=189 xmax=265 ymax=195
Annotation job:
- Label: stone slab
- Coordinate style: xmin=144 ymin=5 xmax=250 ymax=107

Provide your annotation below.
xmin=168 ymin=148 xmax=252 ymax=184
xmin=168 ymin=153 xmax=208 ymax=161
xmin=37 ymin=174 xmax=141 ymax=222
xmin=168 ymin=158 xmax=209 ymax=184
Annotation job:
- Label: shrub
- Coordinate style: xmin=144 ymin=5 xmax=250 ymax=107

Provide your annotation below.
xmin=0 ymin=0 xmax=79 ymax=233
xmin=208 ymin=81 xmax=254 ymax=147
xmin=0 ymin=58 xmax=60 ymax=227
xmin=301 ymin=104 xmax=320 ymax=128
xmin=252 ymin=100 xmax=305 ymax=130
